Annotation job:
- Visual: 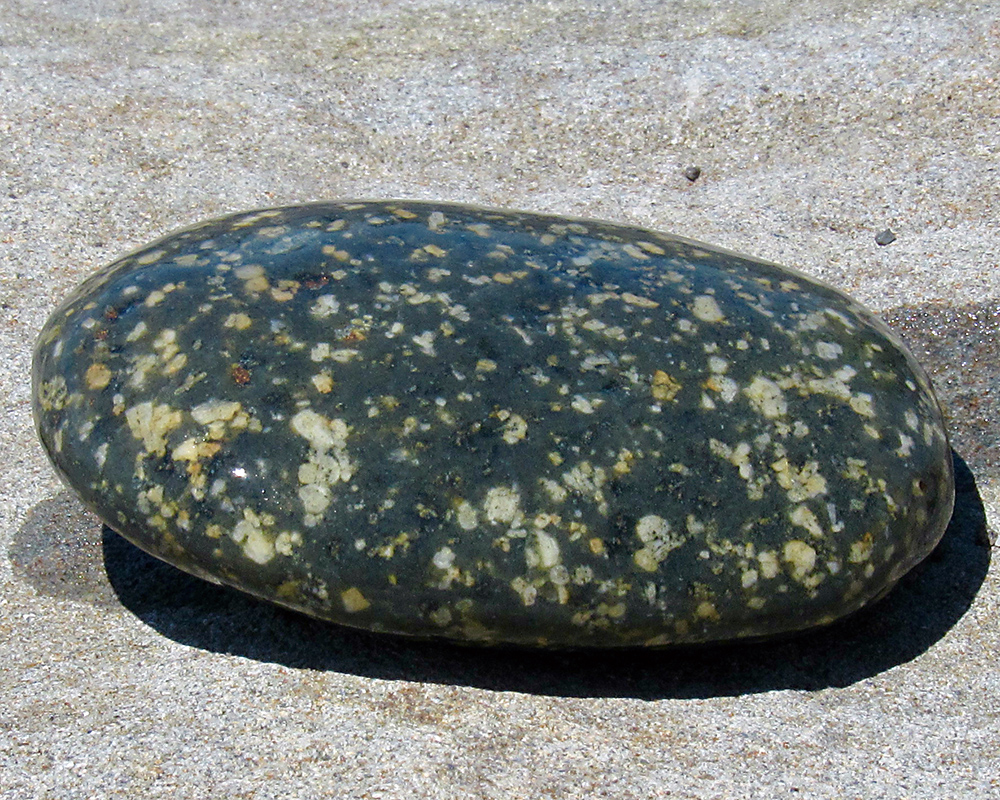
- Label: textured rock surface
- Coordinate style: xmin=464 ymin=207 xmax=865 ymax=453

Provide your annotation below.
xmin=32 ymin=200 xmax=954 ymax=647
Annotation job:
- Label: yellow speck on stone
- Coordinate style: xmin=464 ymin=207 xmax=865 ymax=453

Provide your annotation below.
xmin=476 ymin=358 xmax=497 ymax=373
xmin=423 ymin=243 xmax=447 ymax=257
xmin=815 ymin=341 xmax=843 ymax=360
xmin=692 ymin=294 xmax=725 ymax=323
xmin=849 ymin=533 xmax=873 ymax=563
xmin=125 ymin=321 xmax=148 ymax=342
xmin=85 ymin=363 xmax=112 ymax=390
xmin=621 ymin=292 xmax=659 ymax=308
xmin=561 ymin=461 xmax=609 ymax=515
xmin=637 ymin=241 xmax=666 ymax=255
xmin=232 ymin=209 xmax=284 ymax=229
xmin=783 ymin=540 xmax=817 ymax=582
xmin=322 ymin=245 xmax=350 ymax=261
xmin=432 ymin=546 xmax=456 ymax=570
xmin=229 ymin=508 xmax=277 ymax=565
xmin=745 ymin=376 xmax=788 ymax=418
xmin=540 ymin=478 xmax=568 ymax=503
xmin=789 ymin=504 xmax=824 ymax=538
xmin=571 ymin=395 xmax=601 ymax=414
xmin=136 ymin=249 xmax=166 ymax=265
xmin=224 ymin=312 xmax=253 ymax=330
xmin=257 ymin=225 xmax=289 ymax=238
xmin=604 ymin=602 xmax=627 ymax=619
xmin=331 ymin=349 xmax=359 ymax=363
xmin=341 ymin=587 xmax=370 ymax=613
xmin=526 ymin=530 xmax=561 ymax=570
xmin=311 ymin=373 xmax=334 ymax=393
xmin=191 ymin=399 xmax=243 ymax=426
xmin=466 ymin=222 xmax=492 ymax=237
xmin=234 ymin=264 xmax=269 ymax=293
xmin=843 ymin=458 xmax=869 ymax=482
xmin=633 ymin=514 xmax=685 ymax=572
xmin=125 ymin=401 xmax=183 ymax=457
xmin=696 ymin=601 xmax=720 ymax=621
xmin=850 ymin=393 xmax=876 ymax=418
xmin=171 ymin=437 xmax=221 ymax=463
xmin=612 ymin=449 xmax=635 ymax=476
xmin=291 ymin=409 xmax=353 ymax=525
xmin=709 ymin=438 xmax=754 ymax=481
xmin=771 ymin=458 xmax=827 ymax=501
xmin=498 ymin=411 xmax=528 ymax=444
xmin=758 ymin=550 xmax=780 ymax=579
xmin=622 ymin=244 xmax=650 ymax=260
xmin=412 ymin=330 xmax=436 ymax=356
xmin=589 ymin=537 xmax=606 ymax=555
xmin=310 ymin=295 xmax=340 ymax=318
xmin=651 ymin=370 xmax=681 ymax=401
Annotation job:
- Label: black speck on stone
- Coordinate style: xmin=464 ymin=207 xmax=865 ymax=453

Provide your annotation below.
xmin=876 ymin=229 xmax=897 ymax=246
xmin=684 ymin=166 xmax=702 ymax=182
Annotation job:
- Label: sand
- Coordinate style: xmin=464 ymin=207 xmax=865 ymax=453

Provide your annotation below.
xmin=1 ymin=1 xmax=998 ymax=797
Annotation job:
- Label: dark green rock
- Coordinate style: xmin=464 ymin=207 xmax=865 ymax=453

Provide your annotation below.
xmin=32 ymin=201 xmax=954 ymax=647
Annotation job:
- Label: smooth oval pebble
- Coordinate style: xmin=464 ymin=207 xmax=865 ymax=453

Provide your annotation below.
xmin=33 ymin=201 xmax=954 ymax=648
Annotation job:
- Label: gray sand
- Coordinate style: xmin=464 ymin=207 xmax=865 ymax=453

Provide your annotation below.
xmin=1 ymin=1 xmax=998 ymax=797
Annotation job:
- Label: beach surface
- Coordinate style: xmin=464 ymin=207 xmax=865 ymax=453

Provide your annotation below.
xmin=1 ymin=1 xmax=998 ymax=797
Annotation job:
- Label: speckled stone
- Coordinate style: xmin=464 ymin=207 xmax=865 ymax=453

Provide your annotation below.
xmin=33 ymin=201 xmax=954 ymax=648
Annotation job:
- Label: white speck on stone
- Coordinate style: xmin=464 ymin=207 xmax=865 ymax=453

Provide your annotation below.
xmin=633 ymin=514 xmax=685 ymax=572
xmin=815 ymin=341 xmax=843 ymax=360
xmin=456 ymin=500 xmax=478 ymax=530
xmin=412 ymin=330 xmax=437 ymax=356
xmin=783 ymin=540 xmax=817 ymax=582
xmin=745 ymin=376 xmax=787 ymax=418
xmin=484 ymin=486 xmax=521 ymax=524
xmin=310 ymin=295 xmax=340 ymax=318
xmin=571 ymin=395 xmax=601 ymax=414
xmin=692 ymin=294 xmax=725 ymax=323
xmin=527 ymin=530 xmax=561 ymax=570
xmin=433 ymin=546 xmax=456 ymax=570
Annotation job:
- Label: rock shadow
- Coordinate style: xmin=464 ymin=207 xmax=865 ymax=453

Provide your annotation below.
xmin=11 ymin=449 xmax=990 ymax=700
